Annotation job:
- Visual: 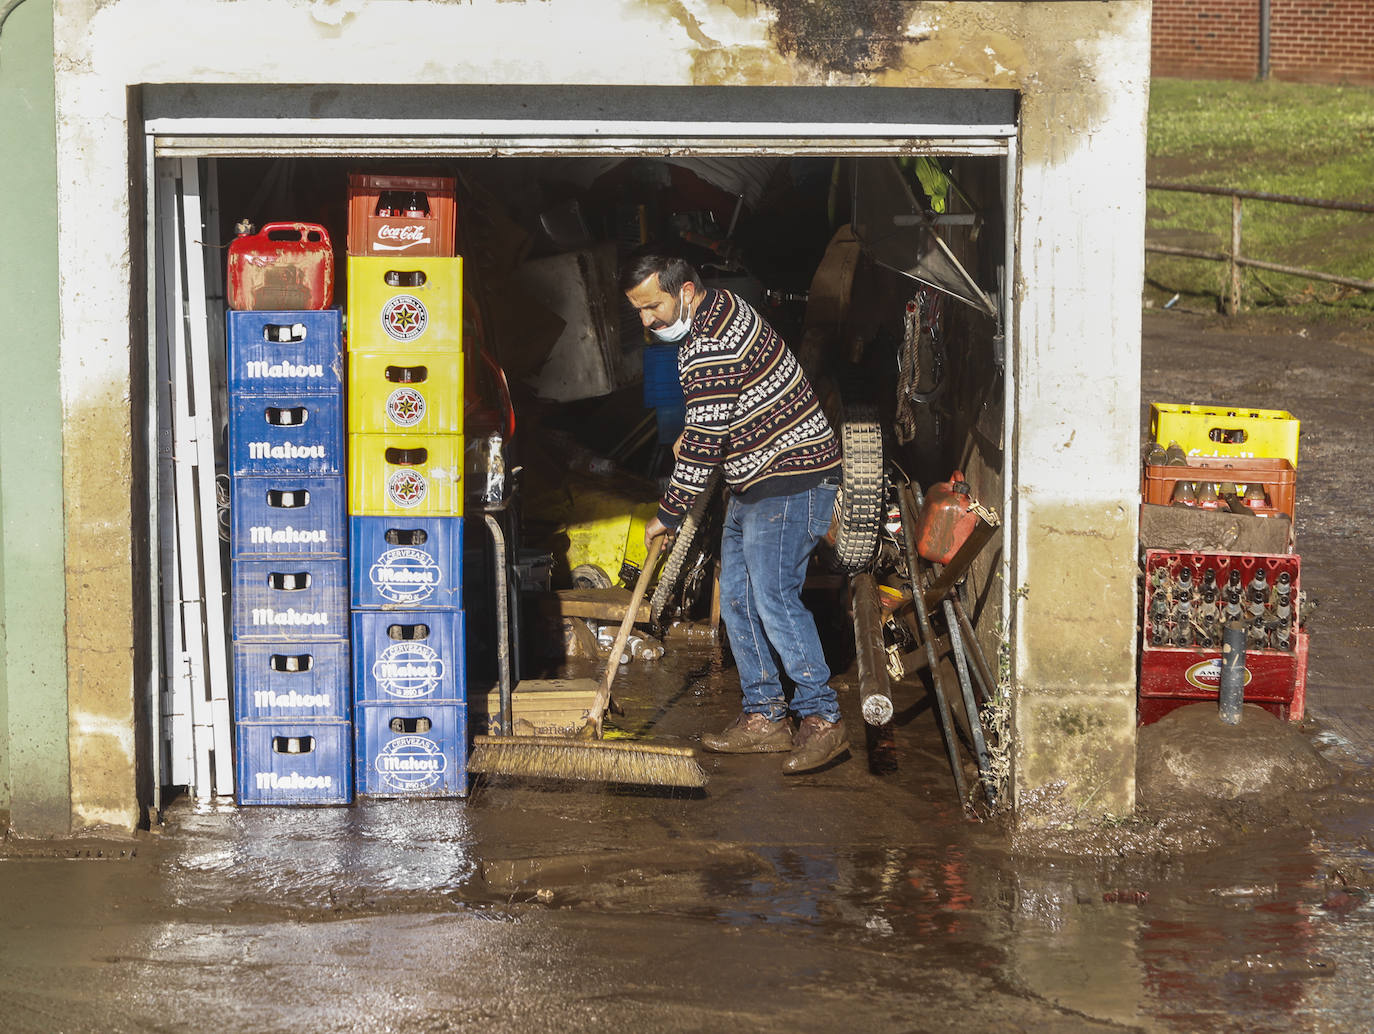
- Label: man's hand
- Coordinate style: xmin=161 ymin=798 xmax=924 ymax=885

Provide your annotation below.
xmin=644 ymin=515 xmax=674 ymax=552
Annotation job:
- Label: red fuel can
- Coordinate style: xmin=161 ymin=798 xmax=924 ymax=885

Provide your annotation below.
xmin=227 ymin=222 xmax=335 ymax=311
xmin=915 ymin=470 xmax=982 ymax=564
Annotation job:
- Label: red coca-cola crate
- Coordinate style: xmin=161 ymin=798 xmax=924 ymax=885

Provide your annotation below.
xmin=227 ymin=222 xmax=335 ymax=311
xmin=1138 ymin=549 xmax=1306 ymax=724
xmin=347 ymin=174 xmax=456 ymax=258
xmin=1141 ymin=455 xmax=1295 ymax=520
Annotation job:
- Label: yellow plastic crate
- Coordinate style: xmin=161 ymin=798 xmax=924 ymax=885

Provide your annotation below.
xmin=347 ymin=351 xmax=464 ymax=435
xmin=346 ymin=255 xmax=463 ymax=353
xmin=1150 ymin=403 xmax=1300 ymax=466
xmin=348 ymin=433 xmax=464 ymax=516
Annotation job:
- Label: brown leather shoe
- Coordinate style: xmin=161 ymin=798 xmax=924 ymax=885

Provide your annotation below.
xmin=782 ymin=715 xmax=849 ymax=774
xmin=701 ymin=712 xmax=793 ymax=754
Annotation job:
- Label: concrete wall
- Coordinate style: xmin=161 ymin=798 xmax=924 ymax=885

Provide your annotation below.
xmin=43 ymin=0 xmax=1150 ymax=830
xmin=0 ymin=0 xmax=71 ymax=836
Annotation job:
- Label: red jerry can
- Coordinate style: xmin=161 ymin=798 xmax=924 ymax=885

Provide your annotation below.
xmin=915 ymin=470 xmax=982 ymax=565
xmin=227 ymin=221 xmax=335 ymax=311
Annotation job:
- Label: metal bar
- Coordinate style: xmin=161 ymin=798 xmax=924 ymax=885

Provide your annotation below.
xmin=850 ymin=573 xmax=894 ymax=727
xmin=145 ymin=134 xmax=163 ymax=814
xmin=1146 ymin=244 xmax=1374 ymax=292
xmin=896 ymin=480 xmax=968 ymax=808
xmin=1147 ymin=181 xmax=1374 ymax=214
xmin=943 ymin=597 xmax=997 ymax=807
xmin=952 ymin=596 xmax=997 ymax=709
xmin=161 ymin=165 xmax=214 ymax=799
xmin=484 ymin=513 xmax=514 ymax=738
xmin=180 ymin=159 xmax=235 ymax=797
xmin=1228 ymin=194 xmax=1243 ymax=316
xmin=1259 ymin=0 xmax=1272 ymax=80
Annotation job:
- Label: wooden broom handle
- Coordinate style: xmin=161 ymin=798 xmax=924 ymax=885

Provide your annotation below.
xmin=589 ymin=535 xmax=665 ymax=735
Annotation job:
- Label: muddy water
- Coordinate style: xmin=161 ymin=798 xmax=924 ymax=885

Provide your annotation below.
xmin=3 ymin=311 xmax=1373 ymax=1033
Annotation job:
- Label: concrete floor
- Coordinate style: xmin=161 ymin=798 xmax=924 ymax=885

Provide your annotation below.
xmin=2 ymin=309 xmax=1372 ymax=1033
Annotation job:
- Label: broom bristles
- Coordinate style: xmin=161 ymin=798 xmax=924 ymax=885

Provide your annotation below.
xmin=469 ymin=735 xmax=708 ymax=788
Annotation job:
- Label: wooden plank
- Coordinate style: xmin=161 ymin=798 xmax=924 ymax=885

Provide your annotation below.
xmin=546 ymin=588 xmax=650 ymax=623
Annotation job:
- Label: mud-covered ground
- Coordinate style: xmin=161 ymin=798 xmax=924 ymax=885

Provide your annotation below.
xmin=2 ymin=309 xmax=1373 ymax=1033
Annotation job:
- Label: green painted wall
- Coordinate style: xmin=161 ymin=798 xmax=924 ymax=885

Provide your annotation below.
xmin=0 ymin=0 xmax=70 ymax=835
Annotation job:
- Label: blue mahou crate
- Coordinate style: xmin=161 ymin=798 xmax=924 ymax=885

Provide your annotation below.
xmin=355 ymin=702 xmax=467 ymax=798
xmin=352 ymin=609 xmax=466 ymax=705
xmin=232 ymin=639 xmax=351 ymax=722
xmin=228 ymin=309 xmax=344 ymax=396
xmin=231 ymin=475 xmax=347 ymax=560
xmin=235 ymin=719 xmax=353 ymax=805
xmin=350 ymin=515 xmax=463 ymax=610
xmin=231 ymin=557 xmax=349 ymax=641
xmin=229 ymin=392 xmax=345 ymax=476
xmin=642 ymin=345 xmax=683 ymax=407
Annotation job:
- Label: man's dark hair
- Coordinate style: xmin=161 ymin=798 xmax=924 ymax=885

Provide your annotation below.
xmin=617 ymin=244 xmax=701 ymax=296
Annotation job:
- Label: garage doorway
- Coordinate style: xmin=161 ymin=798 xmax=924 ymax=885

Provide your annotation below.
xmin=142 ymin=84 xmax=1019 ymax=809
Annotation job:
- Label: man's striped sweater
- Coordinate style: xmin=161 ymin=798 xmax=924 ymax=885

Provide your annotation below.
xmin=657 ymin=288 xmax=841 ymax=529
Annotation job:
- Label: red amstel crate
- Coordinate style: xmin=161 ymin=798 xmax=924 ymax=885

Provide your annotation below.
xmin=347 ymin=174 xmax=456 ymax=258
xmin=1139 ymin=549 xmax=1305 ymax=725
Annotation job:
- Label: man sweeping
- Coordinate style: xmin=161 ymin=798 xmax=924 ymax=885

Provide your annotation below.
xmin=620 ymin=245 xmax=849 ymax=774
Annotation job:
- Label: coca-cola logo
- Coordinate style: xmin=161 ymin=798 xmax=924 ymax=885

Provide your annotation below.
xmin=378 ymin=224 xmax=427 ymax=241
xmin=374 ymin=223 xmax=433 ymax=252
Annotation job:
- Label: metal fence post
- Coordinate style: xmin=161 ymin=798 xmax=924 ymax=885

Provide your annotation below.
xmin=1227 ymin=194 xmax=1243 ymax=315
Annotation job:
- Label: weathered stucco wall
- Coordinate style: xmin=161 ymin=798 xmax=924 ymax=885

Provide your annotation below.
xmin=51 ymin=0 xmax=1150 ymax=829
xmin=1 ymin=0 xmax=70 ymax=837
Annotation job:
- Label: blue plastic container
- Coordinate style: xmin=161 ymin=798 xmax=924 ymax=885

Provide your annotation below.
xmin=354 ymin=702 xmax=467 ymax=797
xmin=351 ymin=609 xmax=466 ymax=704
xmin=642 ymin=345 xmax=683 ymax=407
xmin=227 ymin=309 xmax=344 ymax=396
xmin=229 ymin=392 xmax=345 ymax=476
xmin=231 ymin=557 xmax=349 ymax=641
xmin=230 ymin=475 xmax=347 ymax=559
xmin=349 ymin=515 xmax=463 ymax=610
xmin=235 ymin=719 xmax=353 ymax=805
xmin=232 ymin=639 xmax=351 ymax=722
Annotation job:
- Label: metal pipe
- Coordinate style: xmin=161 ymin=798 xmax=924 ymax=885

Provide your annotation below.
xmin=943 ymin=597 xmax=997 ymax=807
xmin=1259 ymin=0 xmax=1272 ymax=81
xmin=850 ymin=573 xmax=895 ymax=727
xmin=1146 ymin=244 xmax=1374 ymax=293
xmin=951 ymin=595 xmax=996 ymax=708
xmin=484 ymin=513 xmax=514 ymax=737
xmin=897 ymin=479 xmax=969 ymax=807
xmin=1147 ymin=181 xmax=1374 ymax=214
xmin=1219 ymin=620 xmax=1247 ymax=725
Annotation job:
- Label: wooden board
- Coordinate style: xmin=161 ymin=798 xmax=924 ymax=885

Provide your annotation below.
xmin=472 ymin=678 xmax=600 ymax=737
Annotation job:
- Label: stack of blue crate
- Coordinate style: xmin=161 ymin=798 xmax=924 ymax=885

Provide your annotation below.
xmin=228 ymin=310 xmax=352 ymax=805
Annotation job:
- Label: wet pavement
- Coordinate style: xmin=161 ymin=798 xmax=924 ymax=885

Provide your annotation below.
xmin=3 ymin=309 xmax=1374 ymax=1033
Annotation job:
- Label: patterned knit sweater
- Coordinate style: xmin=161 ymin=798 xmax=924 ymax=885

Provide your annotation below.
xmin=658 ymin=288 xmax=841 ymax=529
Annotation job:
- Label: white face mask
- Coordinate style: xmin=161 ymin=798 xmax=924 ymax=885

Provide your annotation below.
xmin=649 ymin=288 xmax=692 ymax=343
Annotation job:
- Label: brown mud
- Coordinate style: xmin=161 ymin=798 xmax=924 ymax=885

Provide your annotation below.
xmin=2 ymin=310 xmax=1373 ymax=1032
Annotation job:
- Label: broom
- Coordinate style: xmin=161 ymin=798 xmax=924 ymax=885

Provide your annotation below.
xmin=468 ymin=535 xmax=708 ymax=788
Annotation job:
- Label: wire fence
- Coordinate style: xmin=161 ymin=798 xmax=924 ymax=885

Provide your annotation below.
xmin=1145 ymin=181 xmax=1374 ymax=314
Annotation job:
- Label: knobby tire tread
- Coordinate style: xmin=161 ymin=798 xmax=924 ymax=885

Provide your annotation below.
xmin=650 ymin=468 xmax=723 ymax=628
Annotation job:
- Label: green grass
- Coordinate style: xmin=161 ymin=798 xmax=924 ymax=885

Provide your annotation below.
xmin=1145 ymin=78 xmax=1374 ymax=316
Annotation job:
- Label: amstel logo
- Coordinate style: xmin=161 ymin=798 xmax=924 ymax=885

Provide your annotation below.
xmin=1184 ymin=658 xmax=1253 ymax=691
xmin=380 ymin=294 xmax=428 ymax=342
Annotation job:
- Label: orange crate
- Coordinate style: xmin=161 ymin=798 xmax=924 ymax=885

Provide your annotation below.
xmin=1142 ymin=455 xmax=1296 ymax=520
xmin=347 ymin=174 xmax=456 ymax=258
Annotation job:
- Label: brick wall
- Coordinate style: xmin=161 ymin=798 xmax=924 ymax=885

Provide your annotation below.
xmin=1151 ymin=0 xmax=1374 ymax=84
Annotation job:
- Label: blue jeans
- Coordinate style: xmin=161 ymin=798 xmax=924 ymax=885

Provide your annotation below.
xmin=719 ymin=479 xmax=841 ymax=724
